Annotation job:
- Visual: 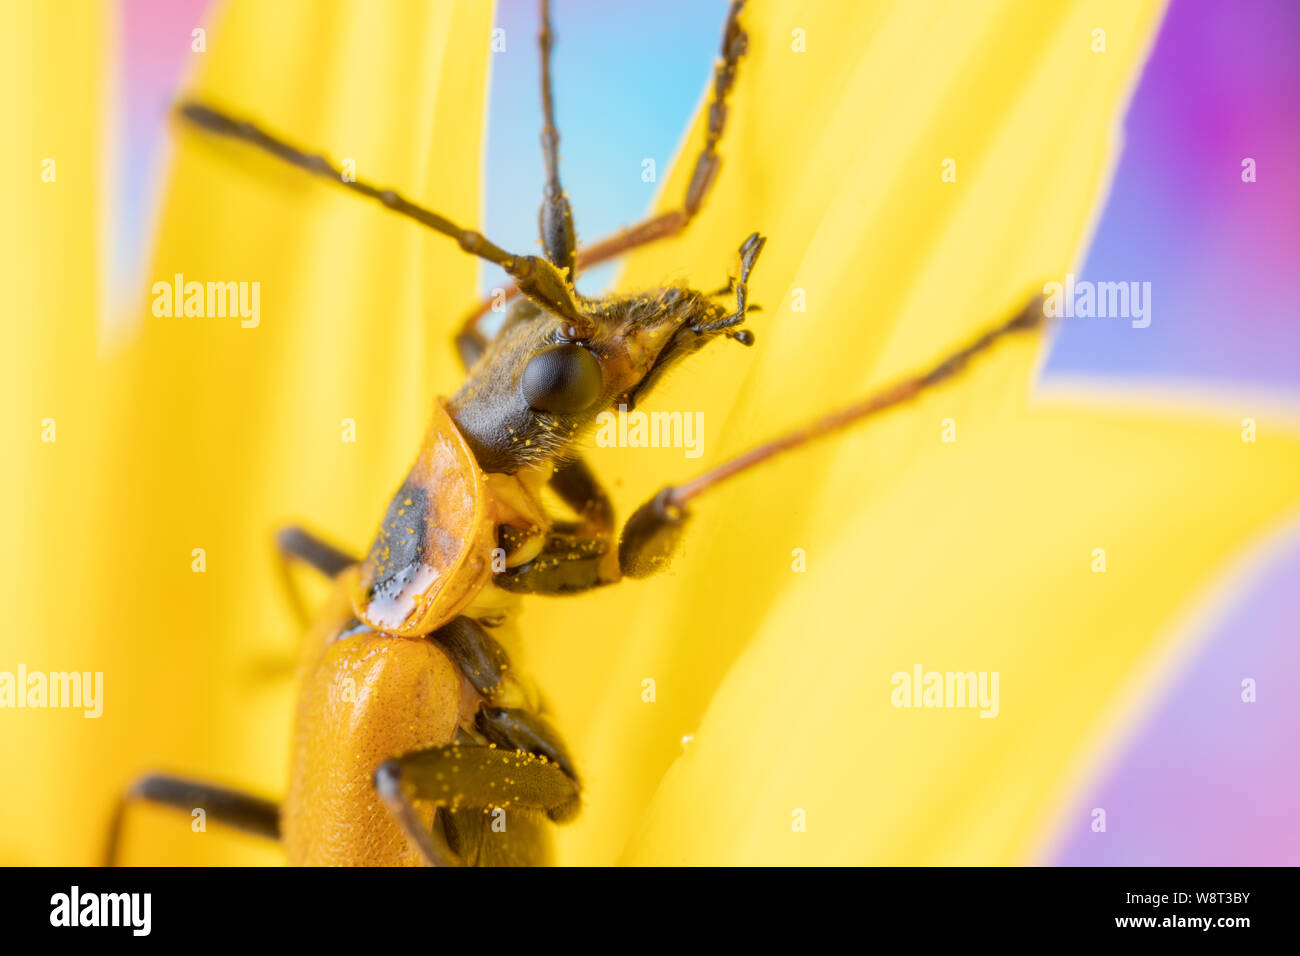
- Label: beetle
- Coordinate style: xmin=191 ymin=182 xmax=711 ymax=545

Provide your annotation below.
xmin=105 ymin=0 xmax=1046 ymax=866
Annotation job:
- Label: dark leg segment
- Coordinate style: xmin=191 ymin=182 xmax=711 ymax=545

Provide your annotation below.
xmin=374 ymin=742 xmax=580 ymax=866
xmin=373 ymin=768 xmax=461 ymax=867
xmin=549 ymin=456 xmax=615 ymax=538
xmin=429 ymin=616 xmax=511 ymax=697
xmin=104 ymin=773 xmax=279 ymax=866
xmin=276 ymin=525 xmax=356 ymax=577
xmin=475 ymin=707 xmax=580 ymax=821
xmin=274 ymin=524 xmax=357 ymax=626
xmin=493 ymin=537 xmax=612 ymax=594
xmin=494 ymin=455 xmax=622 ymax=594
xmin=695 ymin=231 xmax=765 ymax=337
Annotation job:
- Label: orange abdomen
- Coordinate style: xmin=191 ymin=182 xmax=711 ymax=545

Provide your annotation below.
xmin=282 ymin=631 xmax=466 ymax=866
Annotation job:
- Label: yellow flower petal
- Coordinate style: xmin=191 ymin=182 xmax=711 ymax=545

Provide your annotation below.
xmin=0 ymin=0 xmax=114 ymax=866
xmin=621 ymin=376 xmax=1300 ymax=864
xmin=5 ymin=0 xmax=492 ymax=864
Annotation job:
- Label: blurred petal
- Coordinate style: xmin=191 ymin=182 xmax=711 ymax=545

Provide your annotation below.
xmin=10 ymin=0 xmax=493 ymax=864
xmin=1 ymin=0 xmax=114 ymax=866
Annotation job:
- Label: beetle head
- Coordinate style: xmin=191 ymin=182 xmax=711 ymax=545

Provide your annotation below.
xmin=448 ymin=234 xmax=764 ymax=473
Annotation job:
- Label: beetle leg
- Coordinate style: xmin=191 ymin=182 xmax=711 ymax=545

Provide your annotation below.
xmin=276 ymin=525 xmax=355 ymax=577
xmin=617 ymin=487 xmax=691 ymax=579
xmin=430 ymin=616 xmax=511 ymax=698
xmin=456 ymin=327 xmax=488 ymax=370
xmin=549 ymin=456 xmax=615 ymax=540
xmin=274 ymin=524 xmax=357 ymax=626
xmin=455 ymin=0 xmax=750 ymax=343
xmin=374 ymin=743 xmax=580 ymax=867
xmin=494 ymin=456 xmax=623 ymax=594
xmin=692 ymin=232 xmax=766 ymax=335
xmin=498 ymin=455 xmax=687 ymax=586
xmin=104 ymin=773 xmax=280 ymax=866
xmin=475 ymin=708 xmax=581 ymax=822
xmin=373 ymin=768 xmax=462 ymax=867
xmin=493 ymin=533 xmax=617 ymax=594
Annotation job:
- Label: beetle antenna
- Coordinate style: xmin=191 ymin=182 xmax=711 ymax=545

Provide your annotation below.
xmin=176 ymin=101 xmax=596 ymax=335
xmin=537 ymin=0 xmax=578 ymax=281
xmin=455 ymin=0 xmax=751 ymax=337
xmin=665 ymin=293 xmax=1049 ymax=506
xmin=177 ymin=102 xmax=517 ymax=267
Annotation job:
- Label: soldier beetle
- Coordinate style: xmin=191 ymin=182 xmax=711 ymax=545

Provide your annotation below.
xmin=106 ymin=0 xmax=1047 ymax=866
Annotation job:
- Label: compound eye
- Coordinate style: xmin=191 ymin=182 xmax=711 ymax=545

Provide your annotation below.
xmin=521 ymin=344 xmax=603 ymax=413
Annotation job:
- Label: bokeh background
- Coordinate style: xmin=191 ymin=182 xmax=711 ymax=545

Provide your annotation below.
xmin=89 ymin=0 xmax=1300 ymax=864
